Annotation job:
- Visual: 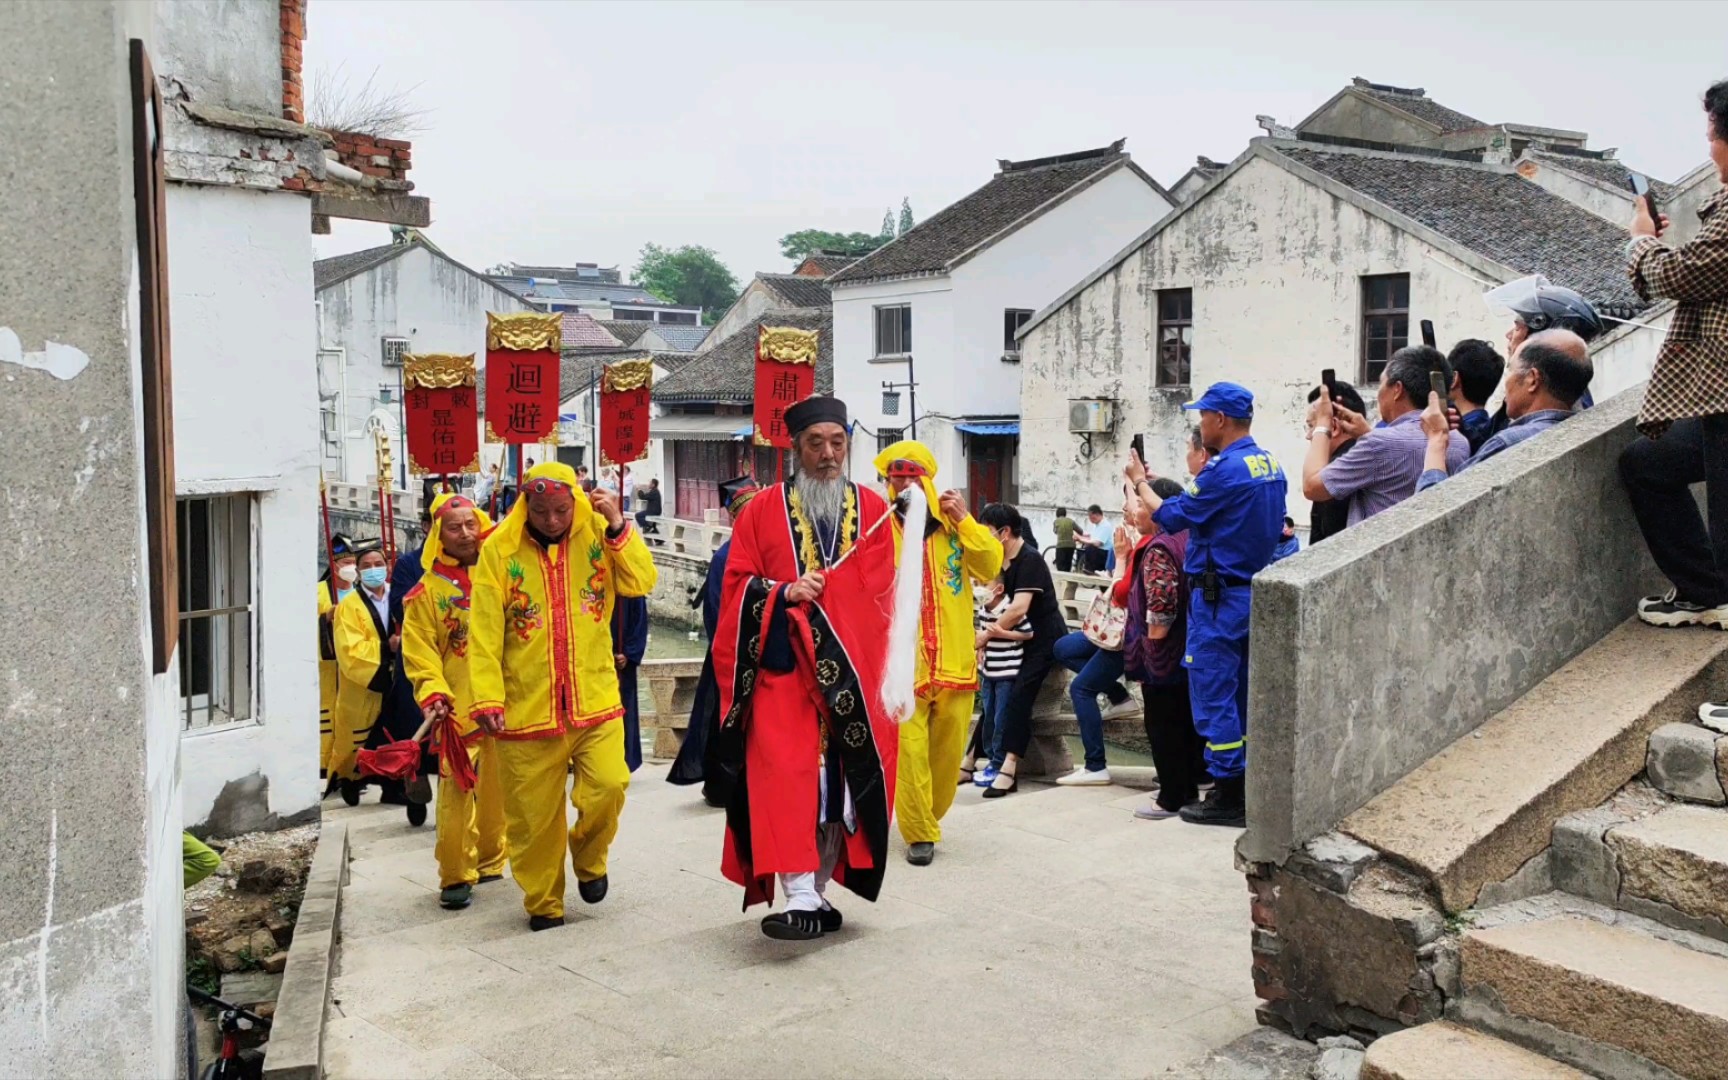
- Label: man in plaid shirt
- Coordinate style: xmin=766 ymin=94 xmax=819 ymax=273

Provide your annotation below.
xmin=1619 ymin=80 xmax=1728 ymax=643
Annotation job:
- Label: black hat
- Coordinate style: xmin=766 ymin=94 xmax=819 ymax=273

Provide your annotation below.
xmin=783 ymin=396 xmax=848 ymax=436
xmin=330 ymin=532 xmax=357 ymax=556
xmin=349 ymin=537 xmax=384 ymax=557
xmin=718 ymin=475 xmax=761 ymax=516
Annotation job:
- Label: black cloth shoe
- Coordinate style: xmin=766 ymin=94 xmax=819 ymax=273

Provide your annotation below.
xmin=907 ymin=842 xmax=935 ymax=866
xmin=405 ymin=775 xmax=433 ymax=804
xmin=1179 ymin=776 xmax=1245 ymax=828
xmin=529 ymin=915 xmax=565 ymax=932
xmin=760 ymin=910 xmax=825 ymax=940
xmin=818 ymin=906 xmax=843 ymax=933
xmin=578 ymin=874 xmax=608 ymax=904
xmin=405 ymin=801 xmax=428 ymax=827
xmin=339 ymin=779 xmax=361 ymax=807
xmin=477 ymin=873 xmax=505 ymax=884
xmin=439 ymin=884 xmax=472 ymax=910
xmin=980 ymin=770 xmax=1018 ymax=799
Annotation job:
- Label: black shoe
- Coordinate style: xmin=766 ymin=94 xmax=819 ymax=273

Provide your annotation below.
xmin=818 ymin=906 xmax=843 ymax=933
xmin=405 ymin=775 xmax=433 ymax=804
xmin=477 ymin=873 xmax=505 ymax=884
xmin=1638 ymin=589 xmax=1728 ymax=629
xmin=405 ymin=801 xmax=428 ymax=827
xmin=907 ymin=842 xmax=935 ymax=866
xmin=439 ymin=884 xmax=472 ymax=910
xmin=980 ymin=772 xmax=1018 ymax=799
xmin=578 ymin=874 xmax=608 ymax=904
xmin=529 ymin=915 xmax=565 ymax=932
xmin=339 ymin=779 xmax=361 ymax=807
xmin=1179 ymin=776 xmax=1245 ymax=828
xmin=760 ymin=910 xmax=824 ymax=940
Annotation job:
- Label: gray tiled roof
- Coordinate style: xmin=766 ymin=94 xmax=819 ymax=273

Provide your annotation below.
xmin=1529 ymin=150 xmax=1677 ymax=201
xmin=1354 ymin=82 xmax=1483 ymax=133
xmin=653 ymin=311 xmax=832 ymax=404
xmin=314 ymin=243 xmax=409 ymax=290
xmin=490 ymin=275 xmax=680 ymax=307
xmin=757 ymin=273 xmax=833 ymax=309
xmin=828 ymin=144 xmax=1133 ymax=285
xmin=1276 ymin=145 xmax=1646 ymax=315
xmin=594 ymin=320 xmax=654 ymax=346
xmin=648 ymin=325 xmax=711 ymax=352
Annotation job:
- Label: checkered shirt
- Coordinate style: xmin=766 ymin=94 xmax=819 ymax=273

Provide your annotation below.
xmin=1634 ymin=185 xmax=1728 ymax=437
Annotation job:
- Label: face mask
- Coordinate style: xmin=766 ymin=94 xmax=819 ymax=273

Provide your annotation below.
xmin=360 ymin=567 xmax=389 ymax=589
xmin=336 ymin=563 xmax=358 ymax=584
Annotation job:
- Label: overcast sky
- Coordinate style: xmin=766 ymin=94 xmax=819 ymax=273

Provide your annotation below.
xmin=308 ymin=0 xmax=1728 ymax=282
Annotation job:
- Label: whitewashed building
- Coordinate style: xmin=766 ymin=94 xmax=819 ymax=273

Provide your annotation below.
xmin=829 ymin=141 xmax=1173 ymax=510
xmin=489 ymin=262 xmax=704 ymax=326
xmin=1016 ymin=134 xmax=1668 ymax=533
xmin=315 ymin=236 xmax=530 ymax=485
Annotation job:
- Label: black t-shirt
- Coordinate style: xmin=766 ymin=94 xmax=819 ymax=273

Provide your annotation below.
xmin=1001 ymin=544 xmax=1067 ymax=649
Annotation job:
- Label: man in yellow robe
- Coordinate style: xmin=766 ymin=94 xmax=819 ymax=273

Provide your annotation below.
xmin=401 ymin=495 xmax=507 ymax=911
xmin=329 ymin=540 xmax=395 ymax=799
xmin=317 ymin=534 xmax=358 ymax=781
xmin=469 ymin=462 xmax=657 ymax=931
xmin=873 ymin=440 xmax=1003 ymax=865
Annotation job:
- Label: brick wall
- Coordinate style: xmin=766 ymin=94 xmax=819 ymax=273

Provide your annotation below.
xmin=281 ymin=0 xmax=306 ymax=123
xmin=326 ymin=130 xmax=413 ymax=183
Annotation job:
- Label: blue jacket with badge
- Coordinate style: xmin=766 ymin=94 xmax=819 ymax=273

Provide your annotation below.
xmin=1152 ymin=437 xmax=1287 ymax=581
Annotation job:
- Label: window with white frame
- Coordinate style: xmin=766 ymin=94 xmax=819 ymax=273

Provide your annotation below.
xmin=874 ymin=304 xmax=912 ymax=357
xmin=381 ymin=335 xmax=409 ymax=367
xmin=177 ymin=494 xmax=256 ymax=729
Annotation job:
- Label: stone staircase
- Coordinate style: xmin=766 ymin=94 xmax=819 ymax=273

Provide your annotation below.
xmin=1249 ymin=620 xmax=1728 ymax=1079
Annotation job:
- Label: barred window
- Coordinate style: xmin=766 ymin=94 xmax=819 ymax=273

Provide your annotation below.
xmin=1156 ymin=289 xmax=1193 ymax=387
xmin=177 ymin=495 xmax=255 ymax=729
xmin=874 ymin=304 xmax=912 ymax=356
xmin=1360 ymin=274 xmax=1410 ymax=385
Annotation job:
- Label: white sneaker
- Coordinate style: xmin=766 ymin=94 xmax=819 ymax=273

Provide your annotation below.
xmin=1056 ymin=767 xmax=1111 ymax=786
xmin=1099 ymin=698 xmax=1140 ymax=722
xmin=1697 ymin=701 xmax=1728 ymax=734
xmin=1638 ymin=589 xmax=1728 ymax=629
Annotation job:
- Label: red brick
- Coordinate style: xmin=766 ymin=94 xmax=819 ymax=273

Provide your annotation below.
xmin=391 ymin=148 xmax=411 ymax=160
xmin=1250 ymin=899 xmax=1277 ymax=928
xmin=359 ymin=165 xmax=394 ymax=178
xmin=280 ymin=177 xmax=305 ymax=191
xmin=376 ymin=137 xmax=410 ymax=150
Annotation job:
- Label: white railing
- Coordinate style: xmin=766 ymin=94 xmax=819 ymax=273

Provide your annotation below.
xmin=326 ymin=480 xmax=424 ymax=521
xmin=647 ymin=516 xmax=729 ymax=559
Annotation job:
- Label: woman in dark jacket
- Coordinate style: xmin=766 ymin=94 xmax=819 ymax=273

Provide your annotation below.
xmin=977 ymin=504 xmax=1067 ymax=798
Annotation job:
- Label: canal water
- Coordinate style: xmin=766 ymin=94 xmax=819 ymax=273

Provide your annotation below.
xmin=636 ymin=620 xmax=1155 ymax=769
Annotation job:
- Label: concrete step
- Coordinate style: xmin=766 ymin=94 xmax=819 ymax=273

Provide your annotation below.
xmin=1339 ymin=620 xmax=1728 ymax=912
xmin=1360 ymin=1022 xmax=1587 ymax=1080
xmin=1608 ymin=803 xmax=1728 ymax=942
xmin=1462 ymin=913 xmax=1728 ymax=1080
xmin=1646 ymin=721 xmax=1728 ymax=804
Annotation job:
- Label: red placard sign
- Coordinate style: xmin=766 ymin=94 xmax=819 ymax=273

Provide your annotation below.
xmin=601 ymin=359 xmax=653 ymax=466
xmin=751 ymin=324 xmax=819 ymax=448
xmin=484 ymin=312 xmax=560 ymax=443
xmin=403 ymin=353 xmax=480 ymax=475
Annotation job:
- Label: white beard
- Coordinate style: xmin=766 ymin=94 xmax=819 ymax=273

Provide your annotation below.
xmin=793 ymin=472 xmax=848 ymax=535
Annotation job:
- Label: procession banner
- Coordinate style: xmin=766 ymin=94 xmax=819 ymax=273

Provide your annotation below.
xmin=484 ymin=311 xmax=560 ymax=443
xmin=403 ymin=352 xmax=479 ymax=476
xmin=600 ymin=358 xmax=653 ymax=466
xmin=751 ymin=324 xmax=818 ymax=448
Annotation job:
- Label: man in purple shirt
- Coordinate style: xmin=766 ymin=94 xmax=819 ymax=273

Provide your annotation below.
xmin=1301 ymin=346 xmax=1469 ymax=528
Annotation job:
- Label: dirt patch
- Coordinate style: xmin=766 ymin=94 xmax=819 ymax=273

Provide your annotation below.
xmin=185 ymin=823 xmax=318 ymax=998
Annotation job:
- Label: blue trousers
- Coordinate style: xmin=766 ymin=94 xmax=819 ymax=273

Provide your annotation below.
xmin=1183 ymin=586 xmax=1250 ymax=779
xmin=1053 ymin=631 xmax=1129 ymax=771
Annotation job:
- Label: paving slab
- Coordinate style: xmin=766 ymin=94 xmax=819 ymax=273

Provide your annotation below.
xmin=325 ymin=763 xmax=1255 ymax=1078
xmin=1360 ymin=1021 xmax=1587 ymax=1080
xmin=1608 ymin=803 xmax=1728 ymax=936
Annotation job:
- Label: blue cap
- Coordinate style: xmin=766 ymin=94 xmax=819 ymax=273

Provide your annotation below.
xmin=1182 ymin=381 xmax=1254 ymax=419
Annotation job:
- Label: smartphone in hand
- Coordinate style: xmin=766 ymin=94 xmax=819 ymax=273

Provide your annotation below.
xmin=1628 ymin=173 xmax=1660 ymax=226
xmin=1321 ymin=368 xmax=1337 ymax=400
xmin=1429 ymin=370 xmax=1450 ymax=410
xmin=1130 ymin=433 xmax=1145 ymax=462
xmin=1420 ymin=319 xmax=1437 ymax=349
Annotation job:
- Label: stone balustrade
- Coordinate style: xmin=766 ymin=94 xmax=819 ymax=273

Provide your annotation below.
xmin=641 ymin=657 xmax=706 ymax=759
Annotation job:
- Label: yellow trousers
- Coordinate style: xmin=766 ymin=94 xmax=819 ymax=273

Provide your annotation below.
xmin=318 ymin=660 xmax=337 ymax=779
xmin=434 ymin=739 xmax=509 ymax=889
xmin=895 ymin=688 xmax=975 ymax=845
xmin=494 ymin=719 xmax=630 ymax=919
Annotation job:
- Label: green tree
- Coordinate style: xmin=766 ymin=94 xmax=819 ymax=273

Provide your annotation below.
xmin=777 ymin=229 xmax=889 ymax=261
xmin=880 ymin=208 xmax=895 ymax=239
xmin=632 ymin=244 xmax=739 ymax=325
xmin=898 ymin=197 xmax=916 ymax=236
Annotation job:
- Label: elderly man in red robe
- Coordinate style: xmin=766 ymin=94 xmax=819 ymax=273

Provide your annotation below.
xmin=711 ymin=396 xmax=904 ymax=941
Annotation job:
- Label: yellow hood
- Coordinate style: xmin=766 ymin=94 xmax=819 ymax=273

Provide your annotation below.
xmin=873 ymin=439 xmax=944 ymax=531
xmin=420 ymin=493 xmax=493 ymax=570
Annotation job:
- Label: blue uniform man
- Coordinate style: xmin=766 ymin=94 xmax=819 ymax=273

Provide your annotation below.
xmin=1128 ymin=382 xmax=1286 ymax=827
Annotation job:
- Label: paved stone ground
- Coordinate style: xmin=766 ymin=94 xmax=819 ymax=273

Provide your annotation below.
xmin=323 ymin=764 xmax=1257 ymax=1080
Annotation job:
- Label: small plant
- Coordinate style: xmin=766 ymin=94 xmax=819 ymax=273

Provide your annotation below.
xmin=186 ymin=954 xmax=219 ymax=996
xmin=1443 ymin=911 xmax=1477 ymax=935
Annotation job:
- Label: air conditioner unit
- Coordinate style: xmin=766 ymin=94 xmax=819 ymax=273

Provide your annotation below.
xmin=1068 ymin=398 xmax=1114 ymax=434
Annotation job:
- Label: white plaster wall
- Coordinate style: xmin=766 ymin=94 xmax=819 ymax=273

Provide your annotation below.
xmin=1020 ymin=154 xmax=1515 ymax=530
xmin=319 ymin=246 xmax=530 ymax=484
xmin=167 ymin=183 xmax=324 ymax=831
xmin=155 ymin=0 xmax=281 ymax=116
xmin=703 ymin=279 xmax=779 ymax=350
xmin=1516 ymin=161 xmax=1633 ymax=226
xmin=834 ymin=164 xmax=1170 ymax=487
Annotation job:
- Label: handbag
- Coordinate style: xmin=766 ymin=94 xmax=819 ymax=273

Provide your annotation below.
xmin=1081 ymin=588 xmax=1128 ymax=651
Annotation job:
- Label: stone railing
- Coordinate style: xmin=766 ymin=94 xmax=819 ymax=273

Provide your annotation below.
xmin=642 ymin=657 xmax=706 ymax=758
xmin=1051 ymin=569 xmax=1110 ymax=629
xmin=646 ymin=516 xmax=730 ymax=558
xmin=1242 ymin=387 xmax=1664 ymax=865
